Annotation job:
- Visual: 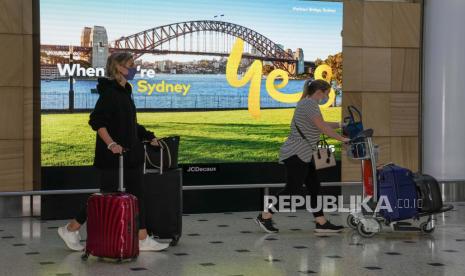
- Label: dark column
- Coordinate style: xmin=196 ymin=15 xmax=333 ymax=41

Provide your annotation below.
xmin=68 ymin=51 xmax=74 ymax=112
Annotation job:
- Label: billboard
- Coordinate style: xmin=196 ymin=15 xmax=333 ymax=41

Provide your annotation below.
xmin=40 ymin=0 xmax=343 ymax=166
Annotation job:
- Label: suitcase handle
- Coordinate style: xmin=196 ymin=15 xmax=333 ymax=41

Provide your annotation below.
xmin=118 ymin=154 xmax=125 ymax=192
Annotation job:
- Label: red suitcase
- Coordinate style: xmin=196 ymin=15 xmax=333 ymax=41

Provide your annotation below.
xmin=82 ymin=154 xmax=139 ymax=262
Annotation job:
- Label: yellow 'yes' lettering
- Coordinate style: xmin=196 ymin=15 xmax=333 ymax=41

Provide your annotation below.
xmin=313 ymin=64 xmax=335 ymax=109
xmin=226 ymin=39 xmax=263 ymax=119
xmin=226 ymin=38 xmax=336 ymax=118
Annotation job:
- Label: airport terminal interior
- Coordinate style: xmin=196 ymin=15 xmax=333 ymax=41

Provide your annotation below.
xmin=2 ymin=0 xmax=465 ymax=275
xmin=2 ymin=208 xmax=465 ymax=275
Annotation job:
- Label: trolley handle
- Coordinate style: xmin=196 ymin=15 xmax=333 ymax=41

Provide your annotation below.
xmin=349 ymin=129 xmax=374 ymax=143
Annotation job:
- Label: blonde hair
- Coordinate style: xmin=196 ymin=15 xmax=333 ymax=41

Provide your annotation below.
xmin=106 ymin=52 xmax=133 ymax=80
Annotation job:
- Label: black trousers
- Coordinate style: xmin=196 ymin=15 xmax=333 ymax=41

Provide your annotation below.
xmin=75 ymin=166 xmax=146 ymax=229
xmin=271 ymin=155 xmax=324 ymax=218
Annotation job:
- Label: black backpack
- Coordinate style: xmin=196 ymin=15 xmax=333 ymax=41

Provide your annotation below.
xmin=414 ymin=173 xmax=443 ymax=213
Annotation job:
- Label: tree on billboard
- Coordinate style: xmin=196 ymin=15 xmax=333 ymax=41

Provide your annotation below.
xmin=315 ymin=52 xmax=342 ymax=87
xmin=315 ymin=52 xmax=342 ymax=107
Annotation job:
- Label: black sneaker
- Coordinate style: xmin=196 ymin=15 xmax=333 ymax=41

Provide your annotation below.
xmin=314 ymin=221 xmax=344 ymax=233
xmin=255 ymin=214 xmax=279 ymax=233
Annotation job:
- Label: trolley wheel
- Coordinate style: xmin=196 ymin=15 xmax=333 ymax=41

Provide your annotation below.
xmin=357 ymin=219 xmax=379 ymax=238
xmin=420 ymin=221 xmax=435 ymax=234
xmin=81 ymin=253 xmax=89 ymax=261
xmin=346 ymin=214 xmax=358 ymax=229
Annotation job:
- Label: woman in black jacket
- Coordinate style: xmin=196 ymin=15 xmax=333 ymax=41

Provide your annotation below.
xmin=58 ymin=52 xmax=169 ymax=252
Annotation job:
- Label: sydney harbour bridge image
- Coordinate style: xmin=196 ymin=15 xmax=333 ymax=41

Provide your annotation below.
xmin=41 ymin=20 xmax=311 ymax=77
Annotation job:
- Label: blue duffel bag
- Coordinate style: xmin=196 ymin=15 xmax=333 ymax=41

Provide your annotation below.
xmin=377 ymin=164 xmax=418 ymax=222
xmin=343 ymin=105 xmax=365 ymax=157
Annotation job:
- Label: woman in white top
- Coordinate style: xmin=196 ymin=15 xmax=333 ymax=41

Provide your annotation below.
xmin=255 ymin=79 xmax=350 ymax=233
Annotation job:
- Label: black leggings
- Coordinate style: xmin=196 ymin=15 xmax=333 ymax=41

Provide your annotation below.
xmin=75 ymin=166 xmax=146 ymax=229
xmin=271 ymin=155 xmax=324 ymax=218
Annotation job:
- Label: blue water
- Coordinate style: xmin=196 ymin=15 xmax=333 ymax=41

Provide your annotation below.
xmin=41 ymin=74 xmax=341 ymax=110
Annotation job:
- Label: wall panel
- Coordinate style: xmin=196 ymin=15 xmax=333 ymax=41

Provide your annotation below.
xmin=342 ymin=1 xmax=421 ymax=181
xmin=0 ymin=0 xmax=38 ymax=192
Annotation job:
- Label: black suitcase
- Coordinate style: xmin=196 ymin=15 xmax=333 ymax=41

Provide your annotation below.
xmin=414 ymin=173 xmax=443 ymax=213
xmin=143 ymin=142 xmax=182 ymax=246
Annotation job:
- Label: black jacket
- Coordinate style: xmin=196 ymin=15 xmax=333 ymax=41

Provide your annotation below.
xmin=89 ymin=78 xmax=155 ymax=169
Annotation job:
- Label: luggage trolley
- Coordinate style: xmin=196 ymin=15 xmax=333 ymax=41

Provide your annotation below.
xmin=345 ymin=129 xmax=453 ymax=238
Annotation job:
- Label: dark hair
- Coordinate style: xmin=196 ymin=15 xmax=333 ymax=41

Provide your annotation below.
xmin=301 ymin=79 xmax=331 ymax=100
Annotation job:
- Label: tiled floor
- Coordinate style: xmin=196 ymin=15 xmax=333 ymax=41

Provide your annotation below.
xmin=1 ymin=203 xmax=465 ymax=276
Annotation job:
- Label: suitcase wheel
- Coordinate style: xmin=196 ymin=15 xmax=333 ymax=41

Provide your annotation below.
xmin=420 ymin=220 xmax=435 ymax=234
xmin=170 ymin=235 xmax=180 ymax=246
xmin=81 ymin=252 xmax=89 ymax=261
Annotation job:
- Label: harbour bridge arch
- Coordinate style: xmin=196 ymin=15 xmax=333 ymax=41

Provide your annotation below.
xmin=112 ymin=20 xmax=297 ymax=74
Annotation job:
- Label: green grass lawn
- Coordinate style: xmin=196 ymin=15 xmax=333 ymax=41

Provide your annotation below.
xmin=41 ymin=107 xmax=342 ymax=166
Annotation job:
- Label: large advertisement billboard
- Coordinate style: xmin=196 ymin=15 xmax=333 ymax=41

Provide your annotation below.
xmin=40 ymin=0 xmax=342 ymax=166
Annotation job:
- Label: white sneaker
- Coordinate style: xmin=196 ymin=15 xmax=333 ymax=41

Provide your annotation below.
xmin=139 ymin=236 xmax=169 ymax=252
xmin=57 ymin=223 xmax=84 ymax=251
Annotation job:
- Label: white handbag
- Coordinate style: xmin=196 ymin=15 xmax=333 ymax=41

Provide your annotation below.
xmin=294 ymin=120 xmax=336 ymax=170
xmin=312 ymin=139 xmax=336 ymax=170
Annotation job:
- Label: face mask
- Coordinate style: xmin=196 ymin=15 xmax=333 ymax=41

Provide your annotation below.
xmin=319 ymin=95 xmax=329 ymax=105
xmin=123 ymin=67 xmax=137 ymax=80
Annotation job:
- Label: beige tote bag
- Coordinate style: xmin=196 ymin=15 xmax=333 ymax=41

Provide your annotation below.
xmin=312 ymin=139 xmax=336 ymax=170
xmin=294 ymin=120 xmax=336 ymax=170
